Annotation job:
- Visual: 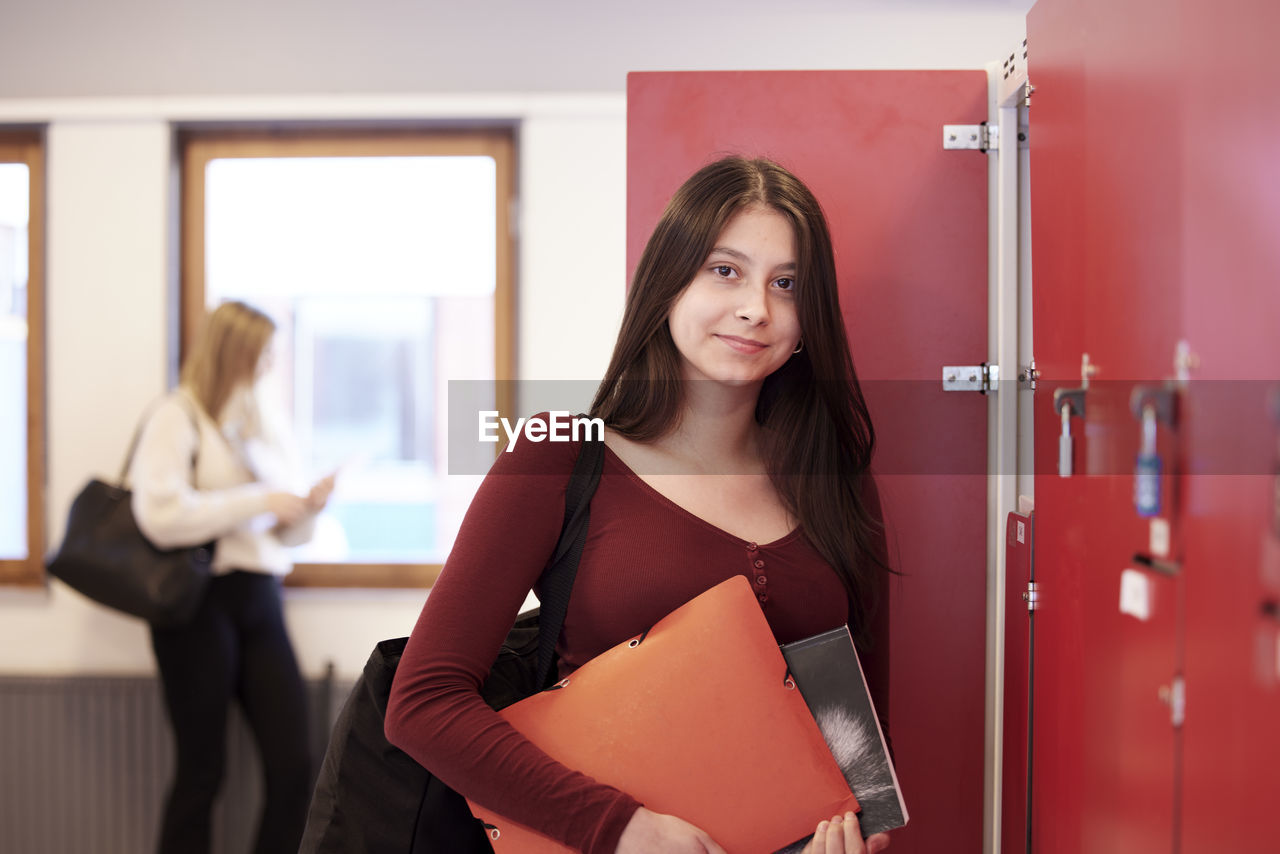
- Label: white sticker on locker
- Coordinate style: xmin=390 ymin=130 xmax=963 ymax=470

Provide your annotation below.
xmin=1016 ymin=520 xmax=1026 ymax=544
xmin=1149 ymin=518 xmax=1171 ymax=558
xmin=1119 ymin=568 xmax=1152 ymax=621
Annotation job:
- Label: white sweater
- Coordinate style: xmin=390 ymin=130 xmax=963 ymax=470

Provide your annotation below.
xmin=129 ymin=388 xmax=317 ymax=576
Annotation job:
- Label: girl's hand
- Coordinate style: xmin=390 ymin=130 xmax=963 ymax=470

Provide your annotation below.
xmin=800 ymin=812 xmax=891 ymax=854
xmin=616 ymin=807 xmax=727 ymax=854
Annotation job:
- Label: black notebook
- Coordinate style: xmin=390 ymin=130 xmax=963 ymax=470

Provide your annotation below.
xmin=780 ymin=626 xmax=908 ymax=838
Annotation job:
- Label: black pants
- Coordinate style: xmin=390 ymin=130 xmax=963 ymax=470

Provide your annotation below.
xmin=150 ymin=570 xmax=311 ymax=854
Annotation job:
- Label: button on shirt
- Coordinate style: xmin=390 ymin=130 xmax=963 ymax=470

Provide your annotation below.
xmin=749 ymin=545 xmax=770 ymax=602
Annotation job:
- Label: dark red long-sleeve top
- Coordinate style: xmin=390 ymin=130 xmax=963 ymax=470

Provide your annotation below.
xmin=384 ymin=432 xmax=889 ymax=854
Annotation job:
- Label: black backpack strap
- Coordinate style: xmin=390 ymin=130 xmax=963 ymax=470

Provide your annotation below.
xmin=533 ymin=435 xmax=605 ymax=688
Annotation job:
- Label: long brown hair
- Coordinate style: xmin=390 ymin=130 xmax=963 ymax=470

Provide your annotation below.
xmin=180 ymin=300 xmax=276 ymax=423
xmin=590 ymin=156 xmax=887 ymax=635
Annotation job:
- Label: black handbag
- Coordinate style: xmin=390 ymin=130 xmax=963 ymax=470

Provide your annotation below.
xmin=299 ymin=436 xmax=604 ymax=854
xmin=46 ymin=395 xmax=215 ymax=627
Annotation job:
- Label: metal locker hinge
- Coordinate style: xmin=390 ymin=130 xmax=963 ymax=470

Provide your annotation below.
xmin=1022 ymin=581 xmax=1040 ymax=612
xmin=943 ymin=124 xmax=998 ymax=152
xmin=1018 ymin=360 xmax=1039 ymax=391
xmin=943 ymin=363 xmax=999 ymax=394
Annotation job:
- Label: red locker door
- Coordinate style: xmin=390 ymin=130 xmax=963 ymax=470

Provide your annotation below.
xmin=628 ymin=70 xmax=990 ymax=854
xmin=1029 ymin=0 xmax=1187 ymax=850
xmin=1177 ymin=0 xmax=1280 ymax=849
xmin=1030 ymin=0 xmax=1280 ymax=851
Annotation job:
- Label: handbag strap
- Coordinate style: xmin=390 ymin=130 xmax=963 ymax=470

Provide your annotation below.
xmin=534 ymin=433 xmax=605 ymax=688
xmin=118 ymin=392 xmax=204 ymax=486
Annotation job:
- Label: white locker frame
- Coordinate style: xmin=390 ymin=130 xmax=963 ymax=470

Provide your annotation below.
xmin=981 ymin=44 xmax=1035 ymax=854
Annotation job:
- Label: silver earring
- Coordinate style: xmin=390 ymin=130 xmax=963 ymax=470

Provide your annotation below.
xmin=792 ymin=339 xmax=804 ymax=354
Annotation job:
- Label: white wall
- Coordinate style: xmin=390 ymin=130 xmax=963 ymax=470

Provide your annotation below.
xmin=0 ymin=97 xmax=628 ymax=679
xmin=0 ymin=2 xmax=1029 ymax=679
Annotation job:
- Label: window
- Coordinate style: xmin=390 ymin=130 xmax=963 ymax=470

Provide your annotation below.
xmin=181 ymin=130 xmax=515 ymax=588
xmin=0 ymin=133 xmax=45 ymax=586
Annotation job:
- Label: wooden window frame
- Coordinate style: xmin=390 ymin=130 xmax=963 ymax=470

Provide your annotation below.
xmin=0 ymin=132 xmax=46 ymax=587
xmin=179 ymin=128 xmax=516 ymax=589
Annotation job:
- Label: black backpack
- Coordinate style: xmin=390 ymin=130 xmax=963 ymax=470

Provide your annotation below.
xmin=300 ymin=439 xmax=604 ymax=853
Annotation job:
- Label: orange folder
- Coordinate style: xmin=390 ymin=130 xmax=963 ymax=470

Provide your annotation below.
xmin=467 ymin=575 xmax=859 ymax=853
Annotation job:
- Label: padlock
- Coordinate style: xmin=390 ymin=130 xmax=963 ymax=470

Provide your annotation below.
xmin=1059 ymin=405 xmax=1073 ymax=478
xmin=1053 ymin=386 xmax=1087 ymax=478
xmin=1130 ymin=385 xmax=1178 ymax=519
xmin=1135 ymin=404 xmax=1162 ymax=517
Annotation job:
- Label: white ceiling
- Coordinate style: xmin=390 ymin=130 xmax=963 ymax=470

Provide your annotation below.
xmin=0 ymin=0 xmax=1037 ymax=99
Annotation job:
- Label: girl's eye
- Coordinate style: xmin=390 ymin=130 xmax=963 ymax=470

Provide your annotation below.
xmin=774 ymin=277 xmax=795 ymax=291
xmin=712 ymin=265 xmax=735 ymax=278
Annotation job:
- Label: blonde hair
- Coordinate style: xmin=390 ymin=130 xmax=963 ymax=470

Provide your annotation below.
xmin=180 ymin=300 xmax=276 ymax=423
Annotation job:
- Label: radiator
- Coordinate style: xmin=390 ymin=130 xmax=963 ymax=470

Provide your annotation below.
xmin=0 ymin=671 xmax=344 ymax=854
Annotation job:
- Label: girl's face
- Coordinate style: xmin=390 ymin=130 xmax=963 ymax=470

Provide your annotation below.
xmin=667 ymin=204 xmax=803 ymax=388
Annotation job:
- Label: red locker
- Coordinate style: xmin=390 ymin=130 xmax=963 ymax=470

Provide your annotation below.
xmin=1029 ymin=0 xmax=1280 ymax=851
xmin=627 ymin=70 xmax=990 ymax=853
xmin=1030 ymin=0 xmax=1187 ymax=848
xmin=1176 ymin=0 xmax=1280 ymax=849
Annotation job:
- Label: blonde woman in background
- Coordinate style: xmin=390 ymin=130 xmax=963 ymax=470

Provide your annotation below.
xmin=130 ymin=300 xmax=334 ymax=854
